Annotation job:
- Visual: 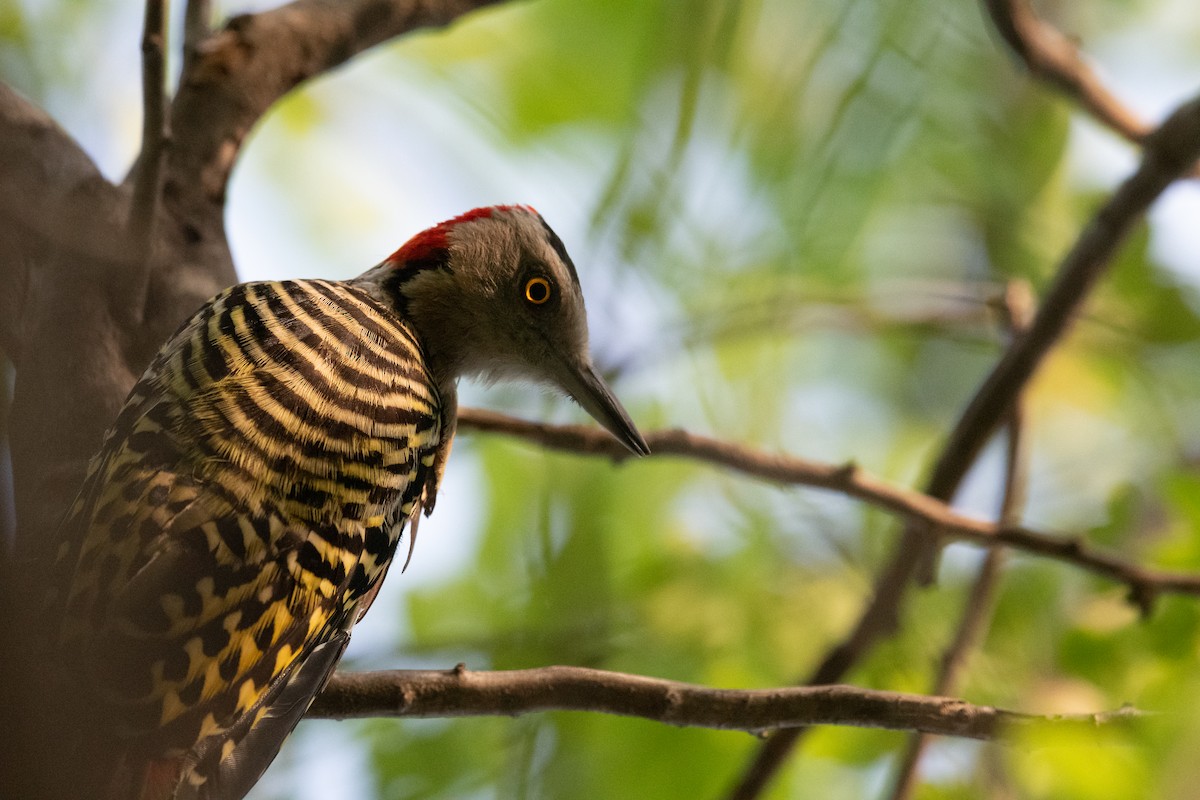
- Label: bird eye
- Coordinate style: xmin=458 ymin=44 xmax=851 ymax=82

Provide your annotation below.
xmin=524 ymin=277 xmax=552 ymax=305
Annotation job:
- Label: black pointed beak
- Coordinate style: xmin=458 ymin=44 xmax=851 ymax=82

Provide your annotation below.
xmin=562 ymin=360 xmax=650 ymax=456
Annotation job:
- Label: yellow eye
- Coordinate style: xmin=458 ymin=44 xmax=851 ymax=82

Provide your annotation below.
xmin=524 ymin=277 xmax=552 ymax=305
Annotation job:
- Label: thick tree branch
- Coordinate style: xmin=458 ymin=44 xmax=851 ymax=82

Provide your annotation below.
xmin=457 ymin=408 xmax=1200 ymax=606
xmin=309 ymin=665 xmax=1141 ymax=741
xmin=725 ymin=92 xmax=1200 ymax=794
xmin=0 ymin=83 xmax=140 ymax=550
xmin=0 ymin=83 xmax=129 ymax=283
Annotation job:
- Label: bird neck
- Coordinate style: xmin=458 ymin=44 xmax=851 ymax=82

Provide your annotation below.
xmin=350 ymin=260 xmax=464 ymax=402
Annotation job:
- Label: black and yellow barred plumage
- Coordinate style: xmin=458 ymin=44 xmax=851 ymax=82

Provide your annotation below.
xmin=45 ymin=206 xmax=648 ymax=800
xmin=53 ymin=279 xmax=446 ymax=797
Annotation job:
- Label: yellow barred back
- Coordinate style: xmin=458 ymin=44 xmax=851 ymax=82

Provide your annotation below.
xmin=50 ymin=279 xmax=445 ymax=779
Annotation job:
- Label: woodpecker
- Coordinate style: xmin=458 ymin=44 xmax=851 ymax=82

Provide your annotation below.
xmin=45 ymin=205 xmax=649 ymax=800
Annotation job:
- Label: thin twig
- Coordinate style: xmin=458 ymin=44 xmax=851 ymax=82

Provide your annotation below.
xmin=984 ymin=0 xmax=1199 ymax=177
xmin=722 ymin=91 xmax=1200 ymax=800
xmin=181 ymin=0 xmax=212 ymax=87
xmin=986 ymin=0 xmax=1146 ymax=141
xmin=309 ymin=665 xmax=1143 ymax=740
xmin=888 ymin=283 xmax=1034 ymax=800
xmin=128 ymin=0 xmax=170 ymax=317
xmin=457 ymin=408 xmax=1200 ymax=606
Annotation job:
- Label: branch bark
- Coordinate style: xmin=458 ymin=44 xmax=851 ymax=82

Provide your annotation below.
xmin=309 ymin=665 xmax=1141 ymax=741
xmin=0 ymin=81 xmax=129 ymax=243
xmin=0 ymin=82 xmax=130 ymax=297
xmin=0 ymin=82 xmax=138 ymax=552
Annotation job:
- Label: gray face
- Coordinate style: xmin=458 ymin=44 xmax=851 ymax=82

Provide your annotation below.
xmin=397 ymin=207 xmax=649 ymax=456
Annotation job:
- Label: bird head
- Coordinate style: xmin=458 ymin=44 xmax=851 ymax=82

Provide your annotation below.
xmin=356 ymin=205 xmax=649 ymax=456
